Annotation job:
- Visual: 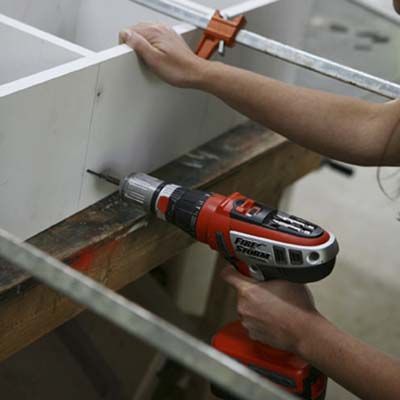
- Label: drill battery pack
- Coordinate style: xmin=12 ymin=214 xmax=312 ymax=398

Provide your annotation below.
xmin=211 ymin=321 xmax=327 ymax=400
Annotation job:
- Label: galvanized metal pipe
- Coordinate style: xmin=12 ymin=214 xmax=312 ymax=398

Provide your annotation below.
xmin=129 ymin=0 xmax=400 ymax=99
xmin=0 ymin=228 xmax=295 ymax=400
xmin=235 ymin=29 xmax=400 ymax=99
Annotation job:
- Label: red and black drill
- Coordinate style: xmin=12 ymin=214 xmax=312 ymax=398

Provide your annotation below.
xmin=88 ymin=170 xmax=339 ymax=400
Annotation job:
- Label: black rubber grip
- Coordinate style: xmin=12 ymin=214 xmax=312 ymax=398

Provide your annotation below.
xmin=260 ymin=258 xmax=336 ymax=283
xmin=165 ymin=188 xmax=210 ymax=237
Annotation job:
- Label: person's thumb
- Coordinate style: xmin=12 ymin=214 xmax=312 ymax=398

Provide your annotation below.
xmin=220 ymin=266 xmax=257 ymax=292
xmin=119 ymin=30 xmax=158 ymax=63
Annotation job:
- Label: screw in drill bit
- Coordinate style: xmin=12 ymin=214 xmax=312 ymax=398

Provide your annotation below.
xmin=86 ymin=169 xmax=120 ymax=186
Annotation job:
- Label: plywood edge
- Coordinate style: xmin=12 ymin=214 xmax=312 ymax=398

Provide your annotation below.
xmin=0 ymin=13 xmax=94 ymax=57
xmin=0 ymin=56 xmax=97 ymax=97
xmin=0 ymin=46 xmax=133 ymax=98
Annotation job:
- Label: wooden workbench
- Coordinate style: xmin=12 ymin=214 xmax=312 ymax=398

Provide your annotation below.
xmin=0 ymin=122 xmax=320 ymax=363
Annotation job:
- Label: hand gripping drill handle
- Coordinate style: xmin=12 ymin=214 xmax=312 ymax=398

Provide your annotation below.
xmin=118 ymin=173 xmax=337 ymax=399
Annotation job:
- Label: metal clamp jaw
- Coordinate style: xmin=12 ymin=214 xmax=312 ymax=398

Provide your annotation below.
xmin=195 ymin=11 xmax=246 ymax=59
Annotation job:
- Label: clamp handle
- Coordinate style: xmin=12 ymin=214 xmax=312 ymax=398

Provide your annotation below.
xmin=195 ymin=11 xmax=246 ymax=59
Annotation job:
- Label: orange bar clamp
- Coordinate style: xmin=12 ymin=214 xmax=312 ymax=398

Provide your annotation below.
xmin=195 ymin=11 xmax=247 ymax=59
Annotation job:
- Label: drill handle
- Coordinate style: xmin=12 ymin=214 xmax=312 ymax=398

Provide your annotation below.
xmin=230 ymin=258 xmax=275 ymax=282
xmin=231 ymin=260 xmax=271 ymax=282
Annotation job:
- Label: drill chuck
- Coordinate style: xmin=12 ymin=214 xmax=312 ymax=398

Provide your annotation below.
xmin=120 ymin=173 xmax=209 ymax=236
xmin=120 ymin=173 xmax=165 ymax=211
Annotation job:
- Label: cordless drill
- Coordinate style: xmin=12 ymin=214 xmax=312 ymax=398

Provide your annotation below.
xmin=88 ymin=170 xmax=338 ymax=400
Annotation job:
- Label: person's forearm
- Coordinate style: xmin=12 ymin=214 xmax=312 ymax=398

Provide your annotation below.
xmin=194 ymin=62 xmax=400 ymax=165
xmin=297 ymin=315 xmax=400 ymax=400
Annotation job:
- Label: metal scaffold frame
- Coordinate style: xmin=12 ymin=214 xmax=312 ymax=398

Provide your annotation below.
xmin=0 ymin=228 xmax=295 ymax=400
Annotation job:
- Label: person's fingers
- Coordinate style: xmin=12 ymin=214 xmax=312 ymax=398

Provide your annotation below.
xmin=304 ymin=285 xmax=316 ymax=307
xmin=131 ymin=22 xmax=155 ymax=30
xmin=241 ymin=320 xmax=267 ymax=343
xmin=121 ymin=30 xmax=160 ymax=62
xmin=247 ymin=330 xmax=266 ymax=343
xmin=220 ymin=266 xmax=257 ymax=292
xmin=127 ymin=23 xmax=168 ymax=42
xmin=119 ymin=29 xmax=128 ymax=45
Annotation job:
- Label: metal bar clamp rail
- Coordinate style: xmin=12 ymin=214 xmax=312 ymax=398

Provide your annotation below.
xmin=129 ymin=0 xmax=400 ymax=99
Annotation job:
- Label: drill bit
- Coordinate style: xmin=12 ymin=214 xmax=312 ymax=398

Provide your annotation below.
xmin=87 ymin=169 xmax=120 ymax=186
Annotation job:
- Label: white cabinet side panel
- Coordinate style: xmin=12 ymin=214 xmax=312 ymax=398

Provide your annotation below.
xmin=0 ymin=66 xmax=98 ymax=239
xmin=79 ymin=31 xmax=208 ymax=208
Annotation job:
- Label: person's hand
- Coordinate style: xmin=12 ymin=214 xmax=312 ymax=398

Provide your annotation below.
xmin=119 ymin=23 xmax=209 ymax=88
xmin=221 ymin=266 xmax=322 ymax=353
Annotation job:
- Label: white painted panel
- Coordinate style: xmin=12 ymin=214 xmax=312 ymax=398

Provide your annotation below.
xmin=0 ymin=65 xmax=98 ymax=239
xmin=0 ymin=17 xmax=81 ymax=85
xmin=75 ymin=0 xmax=179 ymax=51
xmin=79 ymin=31 xmax=208 ymax=207
xmin=0 ymin=0 xmax=82 ymax=44
xmin=77 ymin=0 xmax=274 ymax=52
xmin=0 ymin=0 xmax=313 ymax=239
xmin=81 ymin=0 xmax=313 ymax=204
xmin=0 ymin=0 xmax=179 ymax=51
xmin=0 ymin=0 xmax=283 ymax=51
